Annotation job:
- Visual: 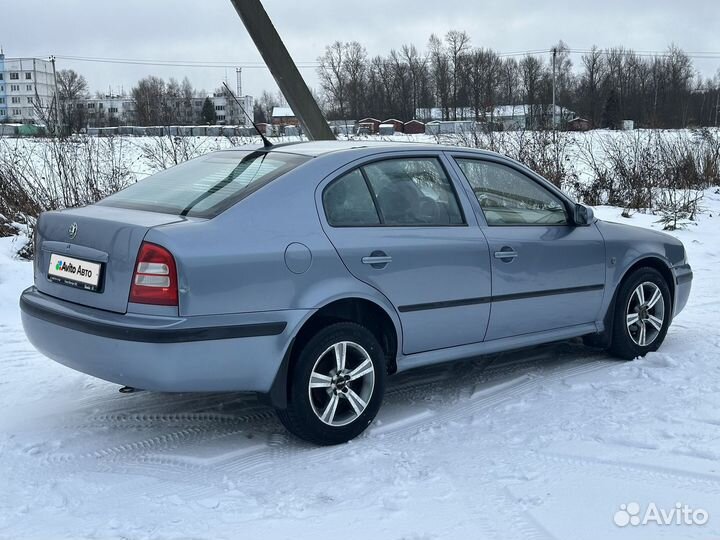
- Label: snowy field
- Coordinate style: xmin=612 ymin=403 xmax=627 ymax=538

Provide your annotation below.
xmin=1 ymin=172 xmax=719 ymax=537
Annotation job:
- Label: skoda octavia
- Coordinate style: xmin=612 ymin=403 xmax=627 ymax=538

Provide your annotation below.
xmin=21 ymin=142 xmax=692 ymax=444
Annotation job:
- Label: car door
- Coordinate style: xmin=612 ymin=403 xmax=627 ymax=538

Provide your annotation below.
xmin=449 ymin=155 xmax=606 ymax=341
xmin=318 ymin=153 xmax=492 ymax=355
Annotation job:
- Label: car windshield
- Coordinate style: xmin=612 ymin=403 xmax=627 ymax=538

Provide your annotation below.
xmin=99 ymin=150 xmax=310 ymax=218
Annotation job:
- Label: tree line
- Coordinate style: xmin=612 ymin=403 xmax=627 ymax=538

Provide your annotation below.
xmin=317 ymin=34 xmax=720 ymax=129
xmin=52 ymin=34 xmax=720 ymax=132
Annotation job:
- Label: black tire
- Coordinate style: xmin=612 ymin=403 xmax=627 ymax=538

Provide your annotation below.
xmin=276 ymin=322 xmax=386 ymax=445
xmin=608 ymin=267 xmax=672 ymax=360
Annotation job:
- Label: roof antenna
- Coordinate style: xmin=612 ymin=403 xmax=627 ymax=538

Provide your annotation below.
xmin=222 ymin=81 xmax=272 ymax=148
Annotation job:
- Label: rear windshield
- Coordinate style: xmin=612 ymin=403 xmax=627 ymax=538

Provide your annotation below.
xmin=99 ymin=150 xmax=309 ymax=218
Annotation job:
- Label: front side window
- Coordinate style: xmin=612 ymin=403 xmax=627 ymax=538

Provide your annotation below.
xmin=323 ymin=169 xmax=380 ymax=227
xmin=362 ymin=158 xmax=464 ymax=226
xmin=456 ymin=159 xmax=568 ymax=226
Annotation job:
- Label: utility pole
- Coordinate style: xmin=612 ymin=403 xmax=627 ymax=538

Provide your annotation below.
xmin=715 ymin=87 xmax=719 ymax=127
xmin=235 ymin=67 xmax=244 ymax=127
xmin=551 ymin=47 xmax=557 ymax=131
xmin=228 ymin=0 xmax=335 ymax=141
xmin=49 ymin=55 xmax=62 ymax=136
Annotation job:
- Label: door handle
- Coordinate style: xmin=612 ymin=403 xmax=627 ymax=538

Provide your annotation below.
xmin=362 ymin=251 xmax=392 ymax=268
xmin=494 ymin=248 xmax=518 ymax=261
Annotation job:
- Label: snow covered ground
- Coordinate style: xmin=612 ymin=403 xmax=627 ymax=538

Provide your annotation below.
xmin=0 ymin=189 xmax=719 ymax=539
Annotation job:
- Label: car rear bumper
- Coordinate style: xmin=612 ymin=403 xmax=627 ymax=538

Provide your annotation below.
xmin=672 ymin=263 xmax=692 ymax=317
xmin=20 ymin=286 xmax=309 ymax=392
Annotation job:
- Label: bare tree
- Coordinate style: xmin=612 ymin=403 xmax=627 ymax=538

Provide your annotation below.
xmin=445 ymin=30 xmax=471 ymax=120
xmin=520 ymin=55 xmax=544 ymax=127
xmin=318 ymin=42 xmax=349 ymax=119
xmin=56 ymin=69 xmax=89 ymax=134
xmin=131 ymin=76 xmax=167 ymax=126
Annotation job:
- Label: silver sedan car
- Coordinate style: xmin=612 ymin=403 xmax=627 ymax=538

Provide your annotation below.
xmin=21 ymin=142 xmax=692 ymax=444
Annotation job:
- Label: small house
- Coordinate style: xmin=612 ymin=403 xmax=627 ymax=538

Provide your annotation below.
xmin=567 ymin=117 xmax=592 ymax=132
xmin=271 ymin=106 xmax=299 ymax=127
xmin=382 ymin=118 xmax=404 ymax=133
xmin=403 ymin=120 xmax=425 ymax=135
xmin=358 ymin=117 xmax=381 ymax=134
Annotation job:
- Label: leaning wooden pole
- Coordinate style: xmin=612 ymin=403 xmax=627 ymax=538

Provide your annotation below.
xmin=229 ymin=0 xmax=336 ymax=141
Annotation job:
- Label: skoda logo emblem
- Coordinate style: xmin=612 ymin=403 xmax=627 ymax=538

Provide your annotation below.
xmin=68 ymin=222 xmax=78 ymax=239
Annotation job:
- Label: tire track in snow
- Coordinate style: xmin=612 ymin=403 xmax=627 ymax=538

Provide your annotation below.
xmin=25 ymin=343 xmax=616 ymax=508
xmin=538 ymin=450 xmax=720 ymax=493
xmin=133 ymin=353 xmax=616 ymax=500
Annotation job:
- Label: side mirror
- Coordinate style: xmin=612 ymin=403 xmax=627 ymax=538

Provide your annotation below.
xmin=573 ymin=203 xmax=595 ymax=226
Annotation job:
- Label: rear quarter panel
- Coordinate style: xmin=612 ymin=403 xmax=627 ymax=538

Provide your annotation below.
xmin=143 ymin=157 xmax=402 ymax=332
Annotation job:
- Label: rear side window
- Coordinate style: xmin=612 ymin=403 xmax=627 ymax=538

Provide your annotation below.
xmin=323 ymin=157 xmax=465 ymax=227
xmin=99 ymin=150 xmax=309 ymax=218
xmin=364 ymin=158 xmax=464 ymax=226
xmin=323 ymin=169 xmax=381 ymax=226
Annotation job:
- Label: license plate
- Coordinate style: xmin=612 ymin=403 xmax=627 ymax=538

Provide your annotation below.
xmin=48 ymin=253 xmax=102 ymax=292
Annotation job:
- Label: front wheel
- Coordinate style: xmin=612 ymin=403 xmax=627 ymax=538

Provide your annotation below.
xmin=276 ymin=322 xmax=386 ymax=445
xmin=609 ymin=267 xmax=672 ymax=360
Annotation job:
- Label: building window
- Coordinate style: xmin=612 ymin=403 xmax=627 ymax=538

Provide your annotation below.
xmin=0 ymin=86 xmax=4 ymax=92
xmin=0 ymin=74 xmax=3 ymax=80
xmin=108 ymin=107 xmax=118 ymax=113
xmin=99 ymin=103 xmax=104 ymax=109
xmin=11 ymin=96 xmax=20 ymax=104
xmin=27 ymin=96 xmax=33 ymax=105
xmin=87 ymin=103 xmax=95 ymax=109
xmin=0 ymin=98 xmax=4 ymax=104
xmin=26 ymin=84 xmax=33 ymax=91
xmin=10 ymin=72 xmax=19 ymax=80
xmin=0 ymin=109 xmax=5 ymax=116
xmin=25 ymin=72 xmax=32 ymax=80
xmin=217 ymin=115 xmax=226 ymax=121
xmin=13 ymin=108 xmax=21 ymax=115
xmin=215 ymin=105 xmax=224 ymax=111
xmin=10 ymin=84 xmax=19 ymax=92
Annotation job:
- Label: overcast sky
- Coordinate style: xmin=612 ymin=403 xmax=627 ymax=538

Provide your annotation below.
xmin=5 ymin=0 xmax=720 ymax=98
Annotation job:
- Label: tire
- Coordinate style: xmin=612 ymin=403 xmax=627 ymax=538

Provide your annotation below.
xmin=276 ymin=322 xmax=386 ymax=445
xmin=608 ymin=267 xmax=672 ymax=360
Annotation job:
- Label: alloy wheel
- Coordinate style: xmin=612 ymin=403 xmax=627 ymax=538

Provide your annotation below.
xmin=626 ymin=281 xmax=666 ymax=347
xmin=307 ymin=341 xmax=376 ymax=427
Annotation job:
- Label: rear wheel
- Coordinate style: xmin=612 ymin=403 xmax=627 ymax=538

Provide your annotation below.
xmin=276 ymin=322 xmax=386 ymax=445
xmin=609 ymin=267 xmax=671 ymax=360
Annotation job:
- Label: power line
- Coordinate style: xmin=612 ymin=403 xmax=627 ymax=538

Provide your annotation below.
xmin=50 ymin=54 xmax=321 ymax=69
xmin=41 ymin=47 xmax=720 ymax=74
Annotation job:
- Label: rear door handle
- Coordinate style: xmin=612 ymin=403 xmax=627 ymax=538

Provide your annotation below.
xmin=494 ymin=248 xmax=518 ymax=260
xmin=362 ymin=251 xmax=392 ymax=268
xmin=362 ymin=256 xmax=392 ymax=264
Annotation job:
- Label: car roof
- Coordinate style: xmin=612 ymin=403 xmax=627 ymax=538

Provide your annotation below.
xmin=219 ymin=140 xmax=503 ymax=159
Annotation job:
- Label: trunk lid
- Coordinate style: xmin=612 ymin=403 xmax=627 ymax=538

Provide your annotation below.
xmin=35 ymin=205 xmax=184 ymax=313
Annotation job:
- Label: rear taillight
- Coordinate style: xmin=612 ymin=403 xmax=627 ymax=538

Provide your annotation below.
xmin=129 ymin=242 xmax=178 ymax=306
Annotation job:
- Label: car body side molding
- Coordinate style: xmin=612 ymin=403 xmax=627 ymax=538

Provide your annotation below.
xmin=398 ymin=284 xmax=605 ymax=313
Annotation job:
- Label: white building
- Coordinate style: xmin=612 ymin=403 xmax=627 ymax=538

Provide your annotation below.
xmin=0 ymin=53 xmax=55 ymax=124
xmin=73 ymin=94 xmax=136 ymax=126
xmin=415 ymin=104 xmax=574 ymax=130
xmin=213 ymin=91 xmax=253 ymax=126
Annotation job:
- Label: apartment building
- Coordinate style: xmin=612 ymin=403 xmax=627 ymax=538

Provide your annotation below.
xmin=0 ymin=52 xmax=55 ymax=124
